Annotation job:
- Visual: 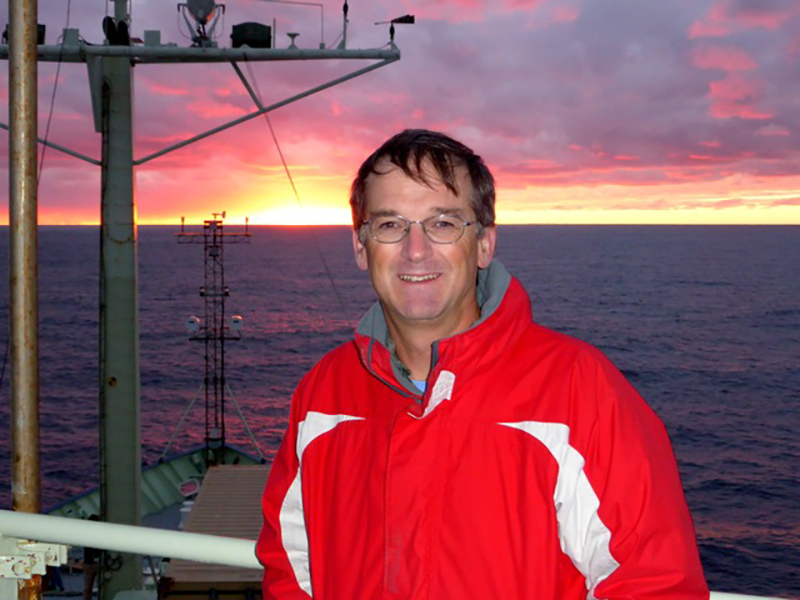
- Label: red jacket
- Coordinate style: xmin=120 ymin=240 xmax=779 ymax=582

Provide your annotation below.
xmin=257 ymin=262 xmax=709 ymax=599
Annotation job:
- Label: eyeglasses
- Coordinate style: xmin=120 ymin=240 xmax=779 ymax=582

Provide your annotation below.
xmin=361 ymin=214 xmax=482 ymax=244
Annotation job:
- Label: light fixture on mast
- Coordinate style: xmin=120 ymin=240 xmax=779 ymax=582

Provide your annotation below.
xmin=178 ymin=0 xmax=226 ymax=47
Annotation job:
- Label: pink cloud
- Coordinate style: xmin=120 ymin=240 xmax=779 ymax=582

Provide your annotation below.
xmin=730 ymin=2 xmax=800 ymax=30
xmin=397 ymin=0 xmax=486 ymax=23
xmin=689 ymin=0 xmax=800 ymax=39
xmin=688 ymin=2 xmax=732 ymax=38
xmin=708 ymin=75 xmax=773 ymax=119
xmin=755 ymin=124 xmax=790 ymax=136
xmin=185 ymin=99 xmax=248 ymax=120
xmin=770 ymin=197 xmax=800 ymax=206
xmin=550 ymin=6 xmax=580 ymax=23
xmin=142 ymin=79 xmax=192 ymax=96
xmin=691 ymin=43 xmax=758 ymax=71
xmin=710 ymin=197 xmax=746 ymax=209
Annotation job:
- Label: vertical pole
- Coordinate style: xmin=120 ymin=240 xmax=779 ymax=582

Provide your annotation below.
xmin=9 ymin=0 xmax=41 ymax=592
xmin=98 ymin=0 xmax=142 ymax=597
xmin=341 ymin=1 xmax=348 ymax=49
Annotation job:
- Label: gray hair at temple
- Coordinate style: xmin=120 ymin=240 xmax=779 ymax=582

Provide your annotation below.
xmin=349 ymin=129 xmax=496 ymax=237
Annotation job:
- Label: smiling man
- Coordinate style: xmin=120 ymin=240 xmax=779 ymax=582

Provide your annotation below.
xmin=257 ymin=130 xmax=709 ymax=599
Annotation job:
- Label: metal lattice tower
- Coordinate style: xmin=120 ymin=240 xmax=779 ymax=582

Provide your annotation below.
xmin=177 ymin=214 xmax=250 ymax=463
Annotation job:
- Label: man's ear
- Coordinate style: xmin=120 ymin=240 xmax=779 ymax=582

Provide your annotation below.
xmin=477 ymin=225 xmax=497 ymax=269
xmin=353 ymin=229 xmax=369 ymax=271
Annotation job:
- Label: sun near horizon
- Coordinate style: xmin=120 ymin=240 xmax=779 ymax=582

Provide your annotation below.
xmin=3 ymin=155 xmax=800 ymax=227
xmin=8 ymin=182 xmax=799 ymax=227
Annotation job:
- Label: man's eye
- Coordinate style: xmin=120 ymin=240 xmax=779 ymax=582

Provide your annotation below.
xmin=377 ymin=219 xmax=401 ymax=230
xmin=431 ymin=218 xmax=457 ymax=229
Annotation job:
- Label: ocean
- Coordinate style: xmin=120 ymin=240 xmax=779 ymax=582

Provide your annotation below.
xmin=0 ymin=224 xmax=798 ymax=597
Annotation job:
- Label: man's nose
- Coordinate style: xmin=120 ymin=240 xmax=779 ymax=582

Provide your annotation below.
xmin=401 ymin=221 xmax=432 ymax=261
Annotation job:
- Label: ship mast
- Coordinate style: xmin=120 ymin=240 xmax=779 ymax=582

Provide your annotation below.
xmin=2 ymin=1 xmax=402 ymax=597
xmin=177 ymin=213 xmax=252 ymax=466
xmin=7 ymin=0 xmax=41 ymax=598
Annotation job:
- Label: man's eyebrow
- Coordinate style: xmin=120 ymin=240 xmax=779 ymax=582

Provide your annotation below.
xmin=432 ymin=207 xmax=466 ymax=217
xmin=367 ymin=209 xmax=400 ymax=219
xmin=366 ymin=207 xmax=466 ymax=219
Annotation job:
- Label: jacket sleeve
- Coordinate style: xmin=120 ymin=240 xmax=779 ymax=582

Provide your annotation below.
xmin=578 ymin=351 xmax=709 ymax=600
xmin=256 ymin=392 xmax=312 ymax=600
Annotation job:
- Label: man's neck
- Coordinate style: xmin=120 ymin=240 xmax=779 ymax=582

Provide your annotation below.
xmin=385 ymin=305 xmax=480 ymax=381
xmin=391 ymin=330 xmax=436 ymax=381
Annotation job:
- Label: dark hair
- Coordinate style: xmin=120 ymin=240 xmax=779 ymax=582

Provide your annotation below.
xmin=349 ymin=129 xmax=495 ymax=232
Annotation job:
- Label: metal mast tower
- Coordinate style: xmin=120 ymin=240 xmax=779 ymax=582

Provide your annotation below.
xmin=177 ymin=214 xmax=251 ymax=465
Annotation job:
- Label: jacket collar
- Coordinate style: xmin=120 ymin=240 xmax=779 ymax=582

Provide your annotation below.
xmin=354 ymin=260 xmax=530 ymax=397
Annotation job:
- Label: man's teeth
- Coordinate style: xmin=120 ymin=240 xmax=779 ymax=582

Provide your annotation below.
xmin=399 ymin=274 xmax=438 ymax=282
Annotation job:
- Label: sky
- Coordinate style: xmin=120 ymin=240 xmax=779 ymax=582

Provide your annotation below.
xmin=1 ymin=0 xmax=800 ymax=225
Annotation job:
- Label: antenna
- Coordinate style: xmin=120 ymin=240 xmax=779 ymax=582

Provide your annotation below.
xmin=374 ymin=14 xmax=415 ymax=45
xmin=176 ymin=213 xmax=251 ymax=465
xmin=254 ymin=0 xmax=326 ymax=49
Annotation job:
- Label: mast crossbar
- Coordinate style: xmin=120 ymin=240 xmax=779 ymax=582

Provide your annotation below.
xmin=135 ymin=56 xmax=399 ymax=165
xmin=0 ymin=44 xmax=399 ymax=64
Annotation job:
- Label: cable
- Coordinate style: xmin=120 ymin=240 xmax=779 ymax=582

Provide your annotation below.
xmin=37 ymin=0 xmax=73 ymax=185
xmin=243 ymin=59 xmax=346 ymax=309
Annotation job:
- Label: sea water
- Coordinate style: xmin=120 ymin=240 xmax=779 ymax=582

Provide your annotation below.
xmin=0 ymin=224 xmax=797 ymax=597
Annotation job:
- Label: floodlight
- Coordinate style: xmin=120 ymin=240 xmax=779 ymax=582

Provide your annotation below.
xmin=178 ymin=0 xmax=226 ymax=47
xmin=186 ymin=0 xmax=217 ymax=24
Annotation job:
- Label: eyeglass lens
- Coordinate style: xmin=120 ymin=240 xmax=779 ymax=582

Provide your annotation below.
xmin=369 ymin=215 xmax=466 ymax=244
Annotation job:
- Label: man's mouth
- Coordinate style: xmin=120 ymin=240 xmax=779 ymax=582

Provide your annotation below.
xmin=398 ymin=273 xmax=439 ymax=283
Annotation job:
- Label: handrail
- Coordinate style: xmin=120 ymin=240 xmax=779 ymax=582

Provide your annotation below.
xmin=711 ymin=594 xmax=785 ymax=600
xmin=0 ymin=509 xmax=258 ymax=569
xmin=709 ymin=592 xmax=781 ymax=600
xmin=0 ymin=510 xmax=786 ymax=599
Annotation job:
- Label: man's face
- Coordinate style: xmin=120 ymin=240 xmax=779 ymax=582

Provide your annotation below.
xmin=352 ymin=161 xmax=496 ymax=340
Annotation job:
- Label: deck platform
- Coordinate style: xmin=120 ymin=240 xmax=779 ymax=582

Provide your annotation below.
xmin=161 ymin=464 xmax=269 ymax=599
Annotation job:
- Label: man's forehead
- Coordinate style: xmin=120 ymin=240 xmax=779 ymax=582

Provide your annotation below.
xmin=366 ymin=206 xmax=467 ymax=218
xmin=365 ymin=157 xmax=470 ymax=191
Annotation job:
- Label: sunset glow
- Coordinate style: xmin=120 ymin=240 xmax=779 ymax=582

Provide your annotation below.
xmin=2 ymin=0 xmax=799 ymax=226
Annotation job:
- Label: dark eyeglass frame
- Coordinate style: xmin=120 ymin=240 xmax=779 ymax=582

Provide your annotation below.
xmin=361 ymin=214 xmax=483 ymax=244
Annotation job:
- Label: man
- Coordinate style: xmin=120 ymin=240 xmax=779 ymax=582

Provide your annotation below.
xmin=257 ymin=129 xmax=708 ymax=599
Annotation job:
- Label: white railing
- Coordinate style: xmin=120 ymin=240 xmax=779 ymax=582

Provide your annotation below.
xmin=711 ymin=595 xmax=785 ymax=600
xmin=0 ymin=510 xmax=258 ymax=569
xmin=0 ymin=510 xmax=786 ymax=599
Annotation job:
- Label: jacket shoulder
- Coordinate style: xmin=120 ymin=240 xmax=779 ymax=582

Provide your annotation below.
xmin=297 ymin=340 xmax=361 ymax=390
xmin=523 ymin=321 xmax=609 ymax=365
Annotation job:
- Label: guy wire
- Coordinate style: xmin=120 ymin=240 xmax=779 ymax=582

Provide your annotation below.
xmin=243 ymin=59 xmax=346 ymax=310
xmin=38 ymin=0 xmax=73 ymax=184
